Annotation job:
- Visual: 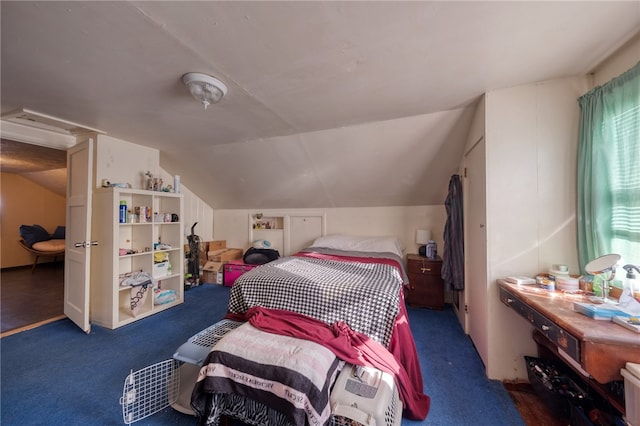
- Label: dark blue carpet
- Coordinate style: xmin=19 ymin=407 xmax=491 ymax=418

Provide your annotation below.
xmin=1 ymin=284 xmax=524 ymax=425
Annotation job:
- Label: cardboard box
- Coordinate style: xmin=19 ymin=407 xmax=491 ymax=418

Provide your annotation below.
xmin=201 ymin=241 xmax=226 ymax=265
xmin=207 ymin=248 xmax=243 ymax=262
xmin=184 ymin=240 xmax=227 ymax=267
xmin=201 ymin=261 xmax=224 ymax=284
xmin=207 ymin=240 xmax=226 ymax=251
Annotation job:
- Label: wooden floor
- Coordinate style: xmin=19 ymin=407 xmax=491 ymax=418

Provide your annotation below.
xmin=504 ymin=381 xmax=569 ymax=426
xmin=0 ymin=261 xmax=570 ymax=424
xmin=1 ymin=261 xmax=65 ymax=336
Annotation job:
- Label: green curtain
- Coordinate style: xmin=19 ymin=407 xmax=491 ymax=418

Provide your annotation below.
xmin=577 ymin=62 xmax=640 ymax=273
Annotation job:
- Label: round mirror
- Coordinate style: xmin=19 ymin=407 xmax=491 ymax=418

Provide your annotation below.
xmin=585 ymin=253 xmax=622 ymax=275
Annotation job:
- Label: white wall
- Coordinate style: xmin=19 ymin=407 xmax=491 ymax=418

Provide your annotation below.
xmin=93 ymin=135 xmax=159 ymax=190
xmin=592 ymin=31 xmax=640 ymax=86
xmin=480 ymin=30 xmax=638 ymax=381
xmin=483 ymin=76 xmax=589 ymax=380
xmin=93 ymin=134 xmax=215 ymax=241
xmin=214 ymin=205 xmax=446 ymax=257
xmin=0 ymin=125 xmax=216 ymax=244
xmin=159 ymin=170 xmax=214 ymax=241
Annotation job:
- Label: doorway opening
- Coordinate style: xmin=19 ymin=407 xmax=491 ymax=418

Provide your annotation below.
xmin=1 ymin=262 xmax=65 ymax=336
xmin=0 ymin=139 xmax=67 ymax=336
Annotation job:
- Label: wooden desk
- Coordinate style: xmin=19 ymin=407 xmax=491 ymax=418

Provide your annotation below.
xmin=498 ymin=280 xmax=640 ymax=384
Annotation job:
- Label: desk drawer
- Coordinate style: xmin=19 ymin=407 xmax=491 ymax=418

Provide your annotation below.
xmin=500 ymin=287 xmax=580 ymax=362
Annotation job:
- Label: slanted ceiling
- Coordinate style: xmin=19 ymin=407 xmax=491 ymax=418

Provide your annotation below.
xmin=1 ymin=2 xmax=638 ymax=209
xmin=0 ymin=139 xmax=67 ymax=197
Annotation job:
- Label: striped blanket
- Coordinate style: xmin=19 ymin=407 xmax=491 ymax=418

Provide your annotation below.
xmin=195 ymin=322 xmax=344 ymax=426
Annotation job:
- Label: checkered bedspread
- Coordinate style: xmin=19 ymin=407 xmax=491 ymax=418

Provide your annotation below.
xmin=227 ymin=251 xmax=404 ymax=347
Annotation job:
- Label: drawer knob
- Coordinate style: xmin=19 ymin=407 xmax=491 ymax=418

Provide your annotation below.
xmin=420 ymin=267 xmax=432 ymax=273
xmin=506 ymin=298 xmax=514 ymax=303
xmin=541 ymin=325 xmax=550 ymax=331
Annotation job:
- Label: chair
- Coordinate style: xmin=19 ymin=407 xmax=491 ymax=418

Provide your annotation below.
xmin=18 ymin=239 xmax=65 ymax=273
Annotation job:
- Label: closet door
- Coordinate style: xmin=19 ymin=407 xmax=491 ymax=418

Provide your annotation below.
xmin=289 ymin=215 xmax=324 ymax=255
xmin=465 ymin=137 xmax=488 ymax=366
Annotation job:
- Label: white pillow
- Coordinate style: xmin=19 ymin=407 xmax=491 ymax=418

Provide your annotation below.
xmin=311 ymin=234 xmax=405 ymax=258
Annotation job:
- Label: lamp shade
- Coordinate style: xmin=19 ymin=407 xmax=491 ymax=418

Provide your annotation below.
xmin=416 ymin=229 xmax=431 ymax=245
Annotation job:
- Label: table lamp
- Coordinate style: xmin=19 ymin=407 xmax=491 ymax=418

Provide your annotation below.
xmin=416 ymin=229 xmax=431 ymax=257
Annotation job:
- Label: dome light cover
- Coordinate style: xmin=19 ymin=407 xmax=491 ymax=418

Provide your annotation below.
xmin=182 ymin=72 xmax=227 ymax=110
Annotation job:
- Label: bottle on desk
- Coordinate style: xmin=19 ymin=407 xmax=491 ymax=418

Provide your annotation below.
xmin=623 ymin=264 xmax=640 ymax=302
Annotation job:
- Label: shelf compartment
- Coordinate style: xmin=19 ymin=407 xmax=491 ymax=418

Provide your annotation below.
xmin=118 ymin=285 xmax=153 ymax=323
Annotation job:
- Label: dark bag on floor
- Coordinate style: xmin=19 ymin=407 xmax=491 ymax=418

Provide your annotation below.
xmin=243 ymin=247 xmax=280 ymax=265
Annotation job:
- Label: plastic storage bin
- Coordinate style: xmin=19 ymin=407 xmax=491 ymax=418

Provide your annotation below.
xmin=621 ymin=362 xmax=640 ymax=426
xmin=330 ymin=364 xmax=402 ymax=426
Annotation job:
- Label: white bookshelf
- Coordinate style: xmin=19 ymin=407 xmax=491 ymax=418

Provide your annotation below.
xmin=90 ymin=188 xmax=184 ymax=329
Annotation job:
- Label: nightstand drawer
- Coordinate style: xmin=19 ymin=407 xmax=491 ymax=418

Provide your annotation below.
xmin=406 ymin=259 xmax=442 ymax=275
xmin=406 ymin=254 xmax=444 ymax=309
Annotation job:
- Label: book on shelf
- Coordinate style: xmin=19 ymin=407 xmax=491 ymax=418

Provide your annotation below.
xmin=573 ymin=302 xmax=633 ymax=320
xmin=612 ymin=316 xmax=640 ymax=333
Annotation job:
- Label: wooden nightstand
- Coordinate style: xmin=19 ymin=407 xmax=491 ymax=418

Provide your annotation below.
xmin=406 ymin=254 xmax=444 ymax=309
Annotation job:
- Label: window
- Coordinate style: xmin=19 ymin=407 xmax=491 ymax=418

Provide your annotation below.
xmin=577 ymin=62 xmax=640 ymax=275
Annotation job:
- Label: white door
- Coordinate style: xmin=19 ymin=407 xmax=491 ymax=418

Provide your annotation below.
xmin=465 ymin=137 xmax=489 ymax=365
xmin=289 ymin=215 xmax=324 ymax=254
xmin=64 ymin=138 xmax=94 ymax=333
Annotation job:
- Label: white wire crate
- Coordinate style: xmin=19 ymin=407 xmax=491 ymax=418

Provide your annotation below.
xmin=120 ymin=319 xmax=243 ymax=424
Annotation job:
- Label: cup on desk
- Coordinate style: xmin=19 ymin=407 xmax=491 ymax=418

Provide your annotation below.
xmin=579 ymin=277 xmax=593 ymax=293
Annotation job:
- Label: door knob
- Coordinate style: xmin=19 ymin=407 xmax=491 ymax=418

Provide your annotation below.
xmin=74 ymin=241 xmax=99 ymax=248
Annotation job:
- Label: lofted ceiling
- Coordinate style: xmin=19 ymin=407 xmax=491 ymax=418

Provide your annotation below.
xmin=1 ymin=1 xmax=639 ymax=209
xmin=0 ymin=139 xmax=67 ymax=196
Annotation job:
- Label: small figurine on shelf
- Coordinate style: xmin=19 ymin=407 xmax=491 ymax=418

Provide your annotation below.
xmin=143 ymin=171 xmax=165 ymax=191
xmin=144 ymin=171 xmax=153 ymax=190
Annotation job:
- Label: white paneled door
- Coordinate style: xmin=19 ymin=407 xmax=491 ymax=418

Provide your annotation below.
xmin=289 ymin=214 xmax=324 ymax=255
xmin=465 ymin=136 xmax=489 ymax=367
xmin=64 ymin=138 xmax=94 ymax=333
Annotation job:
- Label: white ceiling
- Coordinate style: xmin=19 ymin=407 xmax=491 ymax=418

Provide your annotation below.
xmin=1 ymin=1 xmax=639 ymax=209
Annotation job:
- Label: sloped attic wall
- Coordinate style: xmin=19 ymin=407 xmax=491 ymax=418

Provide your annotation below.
xmin=160 ymin=106 xmax=476 ymax=210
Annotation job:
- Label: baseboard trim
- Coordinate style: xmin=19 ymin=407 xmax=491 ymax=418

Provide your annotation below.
xmin=1 ymin=315 xmax=66 ymax=338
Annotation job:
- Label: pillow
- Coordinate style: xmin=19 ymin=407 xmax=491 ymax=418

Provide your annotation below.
xmin=51 ymin=226 xmax=66 ymax=239
xmin=310 ymin=234 xmax=405 ymax=258
xmin=19 ymin=224 xmax=51 ymax=247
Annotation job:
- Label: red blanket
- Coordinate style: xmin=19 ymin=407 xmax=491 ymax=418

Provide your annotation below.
xmin=226 ymin=305 xmax=430 ymax=420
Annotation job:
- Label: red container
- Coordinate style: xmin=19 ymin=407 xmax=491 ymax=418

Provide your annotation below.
xmin=223 ymin=260 xmax=260 ymax=287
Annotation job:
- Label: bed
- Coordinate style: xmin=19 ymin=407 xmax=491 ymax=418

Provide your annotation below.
xmin=191 ymin=235 xmax=431 ymax=426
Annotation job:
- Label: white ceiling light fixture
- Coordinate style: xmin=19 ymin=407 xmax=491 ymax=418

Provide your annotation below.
xmin=182 ymin=72 xmax=228 ymax=110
